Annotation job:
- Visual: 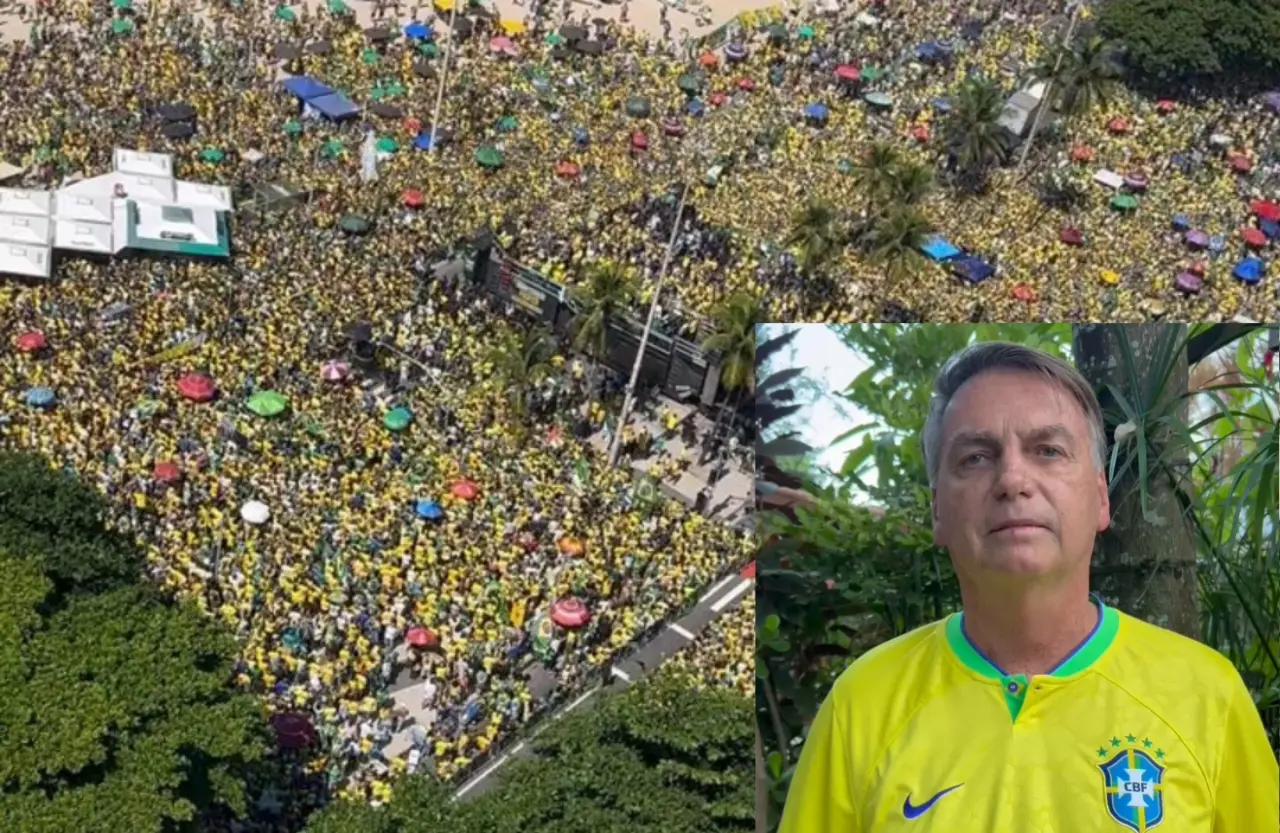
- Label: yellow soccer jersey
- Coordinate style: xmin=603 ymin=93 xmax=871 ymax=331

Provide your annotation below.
xmin=780 ymin=596 xmax=1278 ymax=833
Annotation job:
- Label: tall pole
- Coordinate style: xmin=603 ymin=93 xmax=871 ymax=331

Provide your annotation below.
xmin=1017 ymin=0 xmax=1081 ymax=170
xmin=607 ymin=181 xmax=690 ymax=468
xmin=428 ymin=0 xmax=460 ymax=152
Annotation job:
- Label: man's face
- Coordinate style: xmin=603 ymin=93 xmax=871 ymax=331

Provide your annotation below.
xmin=931 ymin=369 xmax=1110 ymax=585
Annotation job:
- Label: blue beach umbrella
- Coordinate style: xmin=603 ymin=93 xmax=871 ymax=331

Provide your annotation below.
xmin=405 ymin=21 xmax=431 ymax=39
xmin=804 ymin=101 xmax=829 ymax=120
xmin=1233 ymin=258 xmax=1265 ymax=285
xmin=415 ymin=499 xmax=444 ymax=520
xmin=24 ymin=386 xmax=55 ymax=407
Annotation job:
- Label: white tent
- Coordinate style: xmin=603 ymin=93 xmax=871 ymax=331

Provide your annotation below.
xmin=240 ymin=500 xmax=271 ymax=525
xmin=54 ymin=221 xmax=113 ymax=254
xmin=175 ymin=181 xmax=233 ymax=212
xmin=113 ymin=149 xmax=174 ymax=179
xmin=1093 ymin=169 xmax=1124 ymax=189
xmin=0 ymin=214 xmax=53 ymax=246
xmin=55 ymin=193 xmax=114 ymax=224
xmin=0 ymin=188 xmax=52 ymax=217
xmin=0 ymin=243 xmax=52 ymax=278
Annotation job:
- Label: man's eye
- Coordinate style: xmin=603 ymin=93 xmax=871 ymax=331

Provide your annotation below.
xmin=1040 ymin=447 xmax=1063 ymax=457
xmin=962 ymin=453 xmax=986 ymax=466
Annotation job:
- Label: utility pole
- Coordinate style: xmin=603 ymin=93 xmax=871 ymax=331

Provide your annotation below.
xmin=1017 ymin=0 xmax=1082 ymax=170
xmin=427 ymin=0 xmax=460 ymax=152
xmin=607 ymin=181 xmax=690 ymax=468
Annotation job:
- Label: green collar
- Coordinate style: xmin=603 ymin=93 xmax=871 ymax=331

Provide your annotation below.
xmin=945 ymin=594 xmax=1119 ymax=720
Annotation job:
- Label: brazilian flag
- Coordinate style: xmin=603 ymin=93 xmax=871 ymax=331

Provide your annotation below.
xmin=531 ymin=611 xmax=556 ymax=663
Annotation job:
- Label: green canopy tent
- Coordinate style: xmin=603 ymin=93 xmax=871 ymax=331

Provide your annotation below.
xmin=247 ymin=390 xmax=288 ymax=417
xmin=864 ymin=91 xmax=894 ymax=108
xmin=339 ymin=214 xmax=371 ymax=234
xmin=321 ymin=139 xmax=344 ymax=158
xmin=112 ymin=0 xmax=132 ymax=9
xmin=677 ymin=73 xmax=702 ymax=95
xmin=283 ymin=118 xmax=302 ymax=136
xmin=375 ymin=137 xmax=398 ymax=153
xmin=1110 ymin=194 xmax=1139 ymax=212
xmin=475 ymin=145 xmax=503 ymax=168
xmin=418 ymin=41 xmax=438 ymax=57
xmin=497 ymin=115 xmax=518 ymax=132
xmin=797 ymin=24 xmax=815 ymax=39
xmin=327 ymin=0 xmax=349 ymax=13
xmin=361 ymin=47 xmax=379 ymax=65
xmin=200 ymin=147 xmax=225 ymax=163
xmin=545 ymin=32 xmax=564 ymax=45
xmin=860 ymin=64 xmax=883 ymax=81
xmin=625 ymin=97 xmax=650 ymax=117
xmin=112 ymin=18 xmax=134 ymax=34
xmin=383 ymin=407 xmax=413 ymax=431
xmin=274 ymin=5 xmax=296 ymax=21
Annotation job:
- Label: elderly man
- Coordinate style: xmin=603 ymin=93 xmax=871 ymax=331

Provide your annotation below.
xmin=779 ymin=341 xmax=1278 ymax=833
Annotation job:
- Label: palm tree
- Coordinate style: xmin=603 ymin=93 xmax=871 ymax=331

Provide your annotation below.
xmin=1035 ymin=35 xmax=1123 ymax=119
xmin=944 ymin=75 xmax=1012 ymax=188
xmin=568 ymin=261 xmax=637 ymax=391
xmin=888 ymin=160 xmax=934 ymax=206
xmin=852 ymin=141 xmax=902 ymax=216
xmin=700 ymin=292 xmax=761 ymax=474
xmin=487 ymin=325 xmax=556 ymax=422
xmin=784 ymin=200 xmax=841 ymax=277
xmin=869 ymin=205 xmax=932 ymax=283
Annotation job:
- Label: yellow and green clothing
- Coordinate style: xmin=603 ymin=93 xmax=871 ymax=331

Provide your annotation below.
xmin=780 ymin=596 xmax=1278 ymax=833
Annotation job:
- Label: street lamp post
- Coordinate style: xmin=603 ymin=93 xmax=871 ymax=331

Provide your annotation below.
xmin=606 ymin=181 xmax=691 ymax=468
xmin=427 ymin=0 xmax=460 ymax=152
xmin=1017 ymin=0 xmax=1081 ymax=170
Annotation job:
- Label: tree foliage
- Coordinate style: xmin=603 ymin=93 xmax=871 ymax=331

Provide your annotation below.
xmin=306 ymin=674 xmax=753 ymax=833
xmin=1097 ymin=0 xmax=1280 ymax=85
xmin=0 ymin=453 xmax=270 ymax=833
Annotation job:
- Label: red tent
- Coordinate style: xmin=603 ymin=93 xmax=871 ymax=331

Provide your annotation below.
xmin=402 ymin=188 xmax=425 ymax=207
xmin=1250 ymin=200 xmax=1280 ymax=223
xmin=15 ymin=331 xmax=46 ymax=353
xmin=406 ymin=626 xmax=438 ymax=648
xmin=1156 ymin=99 xmax=1176 ymax=114
xmin=698 ymin=50 xmax=718 ymax=68
xmin=1241 ymin=227 xmax=1267 ymax=248
xmin=1230 ymin=154 xmax=1252 ymax=173
xmin=451 ymin=479 xmax=479 ymax=500
xmin=835 ymin=64 xmax=859 ymax=82
xmin=708 ymin=91 xmax=728 ymax=107
xmin=154 ymin=461 xmax=182 ymax=484
xmin=554 ymin=160 xmax=580 ymax=178
xmin=176 ymin=373 xmax=216 ymax=402
xmin=1059 ymin=226 xmax=1083 ymax=246
xmin=630 ymin=130 xmax=649 ymax=150
xmin=550 ymin=597 xmax=590 ymax=629
xmin=271 ymin=712 xmax=317 ymax=750
xmin=737 ymin=76 xmax=755 ymax=91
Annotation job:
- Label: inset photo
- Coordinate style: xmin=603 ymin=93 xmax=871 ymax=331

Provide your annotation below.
xmin=755 ymin=323 xmax=1278 ymax=833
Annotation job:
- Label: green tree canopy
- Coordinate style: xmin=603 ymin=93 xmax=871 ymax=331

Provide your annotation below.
xmin=306 ymin=673 xmax=753 ymax=833
xmin=0 ymin=453 xmax=270 ymax=833
xmin=1097 ymin=0 xmax=1280 ymax=85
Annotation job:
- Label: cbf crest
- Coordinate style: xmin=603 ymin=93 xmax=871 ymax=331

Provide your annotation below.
xmin=1097 ymin=737 xmax=1167 ymax=832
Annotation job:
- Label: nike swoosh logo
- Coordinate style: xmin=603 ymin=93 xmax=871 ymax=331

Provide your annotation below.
xmin=902 ymin=784 xmax=964 ymax=819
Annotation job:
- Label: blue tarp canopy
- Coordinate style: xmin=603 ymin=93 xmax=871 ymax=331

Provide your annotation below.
xmin=415 ymin=499 xmax=443 ymax=520
xmin=804 ymin=102 xmax=829 ymax=120
xmin=404 ymin=21 xmax=431 ymax=39
xmin=282 ymin=76 xmax=335 ymax=101
xmin=951 ymin=255 xmax=995 ymax=284
xmin=920 ymin=234 xmax=961 ymax=261
xmin=1233 ymin=258 xmax=1265 ymax=284
xmin=310 ymin=92 xmax=360 ymax=120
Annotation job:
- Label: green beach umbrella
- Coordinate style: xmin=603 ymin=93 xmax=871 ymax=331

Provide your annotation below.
xmin=112 ymin=0 xmax=131 ymax=9
xmin=860 ymin=64 xmax=882 ymax=81
xmin=112 ymin=18 xmax=134 ymax=34
xmin=200 ymin=147 xmax=225 ymax=163
xmin=1110 ymin=194 xmax=1139 ymax=211
xmin=370 ymin=87 xmax=387 ymax=101
xmin=284 ymin=118 xmax=302 ymax=135
xmin=417 ymin=42 xmax=438 ymax=57
xmin=375 ymin=136 xmax=398 ymax=153
xmin=274 ymin=5 xmax=295 ymax=21
xmin=625 ymin=96 xmax=650 ymax=117
xmin=321 ymin=138 xmax=344 ymax=157
xmin=383 ymin=407 xmax=413 ymax=431
xmin=864 ymin=91 xmax=893 ymax=108
xmin=677 ymin=73 xmax=702 ymax=94
xmin=247 ymin=390 xmax=288 ymax=417
xmin=767 ymin=23 xmax=787 ymax=41
xmin=798 ymin=24 xmax=815 ymax=39
xmin=474 ymin=145 xmax=503 ymax=168
xmin=837 ymin=158 xmax=853 ymax=174
xmin=545 ymin=32 xmax=563 ymax=45
xmin=383 ymin=80 xmax=405 ymax=96
xmin=361 ymin=47 xmax=379 ymax=65
xmin=339 ymin=214 xmax=371 ymax=234
xmin=497 ymin=115 xmax=518 ymax=132
xmin=327 ymin=0 xmax=349 ymax=13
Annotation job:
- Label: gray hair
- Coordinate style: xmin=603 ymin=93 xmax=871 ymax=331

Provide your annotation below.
xmin=921 ymin=342 xmax=1106 ymax=486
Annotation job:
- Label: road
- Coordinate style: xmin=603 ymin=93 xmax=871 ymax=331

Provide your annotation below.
xmin=379 ymin=560 xmax=756 ymax=800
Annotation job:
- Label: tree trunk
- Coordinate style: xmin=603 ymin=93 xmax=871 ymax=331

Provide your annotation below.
xmin=1072 ymin=324 xmax=1200 ymax=639
xmin=755 ymin=728 xmax=770 ymax=833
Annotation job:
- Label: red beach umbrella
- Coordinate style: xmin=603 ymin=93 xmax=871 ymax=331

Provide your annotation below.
xmin=176 ymin=373 xmax=216 ymax=402
xmin=630 ymin=130 xmax=648 ymax=150
xmin=404 ymin=116 xmax=422 ymax=133
xmin=1156 ymin=99 xmax=1175 ymax=114
xmin=1011 ymin=284 xmax=1037 ymax=303
xmin=1107 ymin=116 xmax=1130 ymax=134
xmin=554 ymin=160 xmax=580 ymax=177
xmin=402 ymin=188 xmax=425 ymax=207
xmin=1230 ymin=154 xmax=1252 ymax=173
xmin=406 ymin=626 xmax=438 ymax=648
xmin=708 ymin=91 xmax=727 ymax=107
xmin=1250 ymin=200 xmax=1280 ymax=222
xmin=698 ymin=50 xmax=718 ymax=68
xmin=550 ymin=597 xmax=590 ymax=629
xmin=737 ymin=76 xmax=755 ymax=91
xmin=15 ymin=331 xmax=46 ymax=352
xmin=451 ymin=479 xmax=479 ymax=500
xmin=1059 ymin=226 xmax=1083 ymax=246
xmin=1070 ymin=144 xmax=1093 ymax=163
xmin=910 ymin=125 xmax=929 ymax=142
xmin=835 ymin=64 xmax=859 ymax=82
xmin=1241 ymin=227 xmax=1267 ymax=248
xmin=153 ymin=461 xmax=182 ymax=484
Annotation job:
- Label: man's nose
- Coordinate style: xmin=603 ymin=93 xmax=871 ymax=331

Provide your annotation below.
xmin=993 ymin=450 xmax=1034 ymax=497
